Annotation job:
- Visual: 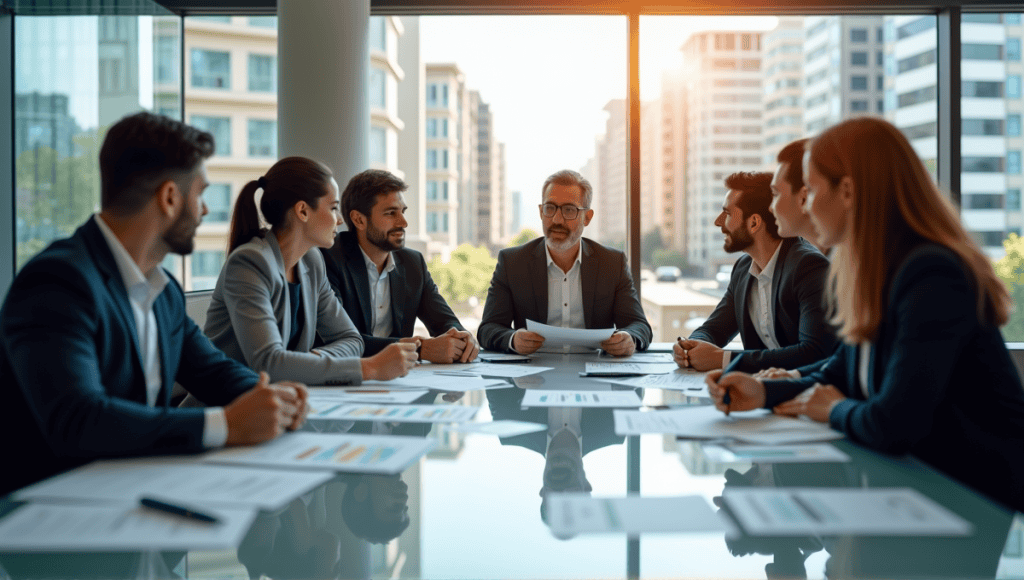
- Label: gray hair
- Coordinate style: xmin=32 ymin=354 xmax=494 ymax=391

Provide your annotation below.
xmin=542 ymin=169 xmax=593 ymax=208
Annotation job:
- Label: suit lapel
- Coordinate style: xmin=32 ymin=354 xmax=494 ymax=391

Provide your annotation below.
xmin=770 ymin=238 xmax=792 ymax=340
xmin=297 ymin=257 xmax=316 ymax=350
xmin=529 ymin=241 xmax=549 ymax=324
xmin=345 ymin=244 xmax=374 ymax=332
xmin=735 ymin=261 xmax=762 ymax=349
xmin=388 ymin=253 xmax=406 ymax=336
xmin=85 ymin=219 xmax=145 ymax=380
xmin=152 ymin=297 xmax=175 ymax=406
xmin=581 ymin=240 xmax=596 ymax=328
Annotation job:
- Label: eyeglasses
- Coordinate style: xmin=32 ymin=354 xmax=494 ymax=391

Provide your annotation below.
xmin=539 ymin=203 xmax=589 ymax=220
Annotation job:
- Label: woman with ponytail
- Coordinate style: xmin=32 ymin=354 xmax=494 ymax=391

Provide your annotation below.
xmin=706 ymin=117 xmax=1024 ymax=512
xmin=204 ymin=156 xmax=417 ymax=385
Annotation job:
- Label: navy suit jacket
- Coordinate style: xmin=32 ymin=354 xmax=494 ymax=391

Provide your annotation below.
xmin=320 ymin=231 xmax=465 ymax=356
xmin=691 ymin=237 xmax=836 ymax=373
xmin=764 ymin=245 xmax=1024 ymax=512
xmin=0 ymin=218 xmax=258 ymax=495
xmin=477 ymin=237 xmax=653 ymax=353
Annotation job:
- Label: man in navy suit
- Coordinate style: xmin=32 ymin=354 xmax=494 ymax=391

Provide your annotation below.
xmin=321 ymin=169 xmax=479 ymax=364
xmin=676 ymin=171 xmax=836 ymax=373
xmin=0 ymin=112 xmax=307 ymax=495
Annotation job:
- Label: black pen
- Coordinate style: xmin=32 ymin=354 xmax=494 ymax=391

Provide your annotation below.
xmin=722 ymin=386 xmax=732 ymax=416
xmin=140 ymin=496 xmax=220 ymax=524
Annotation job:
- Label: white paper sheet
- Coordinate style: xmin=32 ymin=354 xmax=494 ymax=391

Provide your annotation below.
xmin=723 ymin=488 xmax=972 ymax=536
xmin=361 ymin=375 xmax=508 ymax=391
xmin=520 ymin=389 xmax=642 ymax=408
xmin=0 ymin=502 xmax=256 ymax=551
xmin=545 ymin=494 xmax=734 ymax=539
xmin=583 ymin=362 xmax=678 ymax=376
xmin=597 ymin=352 xmax=675 ymax=364
xmin=203 ymin=432 xmax=437 ymax=474
xmin=307 ymin=389 xmax=430 ymax=405
xmin=607 ymin=369 xmax=709 ymax=392
xmin=613 ymin=406 xmax=844 ymax=444
xmin=14 ymin=458 xmax=333 ymax=511
xmin=411 ymin=363 xmax=552 ymax=379
xmin=702 ymin=443 xmax=851 ymax=463
xmin=307 ymin=403 xmax=479 ymax=424
xmin=447 ymin=420 xmax=547 ymax=437
xmin=526 ymin=319 xmax=615 ymax=348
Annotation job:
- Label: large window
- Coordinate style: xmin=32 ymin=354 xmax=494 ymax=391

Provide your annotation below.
xmin=248 ymin=54 xmax=276 ymax=92
xmin=190 ymin=115 xmax=231 ymax=156
xmin=205 ymin=183 xmax=232 ymax=223
xmin=190 ymin=48 xmax=230 ymax=89
xmin=247 ymin=119 xmax=276 ymax=157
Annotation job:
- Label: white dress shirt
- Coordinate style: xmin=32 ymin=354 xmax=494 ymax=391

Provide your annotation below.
xmin=511 ymin=241 xmax=589 ymax=354
xmin=722 ymin=241 xmax=783 ymax=368
xmin=93 ymin=215 xmax=227 ymax=448
xmin=360 ymin=246 xmax=396 ymax=338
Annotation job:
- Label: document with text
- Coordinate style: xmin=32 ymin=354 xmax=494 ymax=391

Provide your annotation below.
xmin=307 ymin=389 xmax=430 ymax=405
xmin=307 ymin=403 xmax=479 ymax=424
xmin=584 ymin=362 xmax=678 ymax=376
xmin=613 ymin=406 xmax=844 ymax=444
xmin=545 ymin=494 xmax=734 ymax=539
xmin=361 ymin=375 xmax=508 ymax=392
xmin=606 ymin=369 xmax=709 ymax=392
xmin=526 ymin=319 xmax=615 ymax=348
xmin=521 ymin=389 xmax=643 ymax=408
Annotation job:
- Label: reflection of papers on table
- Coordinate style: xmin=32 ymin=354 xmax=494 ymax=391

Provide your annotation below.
xmin=526 ymin=319 xmax=615 ymax=348
xmin=412 ymin=363 xmax=551 ymax=379
xmin=0 ymin=503 xmax=257 ymax=552
xmin=546 ymin=494 xmax=734 ymax=539
xmin=361 ymin=375 xmax=508 ymax=392
xmin=448 ymin=420 xmax=547 ymax=437
xmin=521 ymin=389 xmax=642 ymax=408
xmin=722 ymin=488 xmax=972 ymax=536
xmin=613 ymin=406 xmax=844 ymax=444
xmin=607 ymin=369 xmax=709 ymax=392
xmin=583 ymin=362 xmax=677 ymax=376
xmin=308 ymin=403 xmax=478 ymax=424
xmin=203 ymin=432 xmax=437 ymax=475
xmin=307 ymin=389 xmax=429 ymax=405
xmin=703 ymin=443 xmax=851 ymax=464
xmin=13 ymin=458 xmax=333 ymax=511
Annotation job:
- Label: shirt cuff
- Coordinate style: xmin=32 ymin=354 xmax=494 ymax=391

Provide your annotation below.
xmin=721 ymin=350 xmax=732 ymax=369
xmin=509 ymin=331 xmax=519 ymax=354
xmin=203 ymin=408 xmax=229 ymax=448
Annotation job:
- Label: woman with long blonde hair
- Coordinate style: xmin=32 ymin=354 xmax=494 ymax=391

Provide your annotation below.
xmin=707 ymin=117 xmax=1024 ymax=512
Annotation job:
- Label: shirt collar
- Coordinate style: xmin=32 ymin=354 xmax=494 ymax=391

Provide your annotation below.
xmin=544 ymin=240 xmax=584 ymax=271
xmin=749 ymin=240 xmax=783 ymax=282
xmin=93 ymin=214 xmax=169 ymax=304
xmin=360 ymin=244 xmax=395 ymax=278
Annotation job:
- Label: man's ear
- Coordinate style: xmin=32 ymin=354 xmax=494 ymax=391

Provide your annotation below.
xmin=582 ymin=208 xmax=594 ymax=227
xmin=796 ymin=185 xmax=809 ymax=207
xmin=155 ymin=179 xmax=180 ymax=218
xmin=747 ymin=212 xmax=762 ymax=234
xmin=349 ymin=210 xmax=368 ymax=232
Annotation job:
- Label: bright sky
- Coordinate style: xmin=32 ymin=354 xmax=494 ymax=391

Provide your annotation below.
xmin=420 ymin=15 xmax=778 ymax=230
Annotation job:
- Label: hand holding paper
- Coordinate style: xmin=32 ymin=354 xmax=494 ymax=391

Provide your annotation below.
xmin=526 ymin=319 xmax=615 ymax=349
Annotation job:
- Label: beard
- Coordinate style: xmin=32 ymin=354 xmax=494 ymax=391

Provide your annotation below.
xmin=163 ymin=204 xmax=199 ymax=255
xmin=544 ymin=224 xmax=583 ymax=253
xmin=723 ymin=224 xmax=754 ymax=253
xmin=367 ymin=222 xmax=405 ymax=252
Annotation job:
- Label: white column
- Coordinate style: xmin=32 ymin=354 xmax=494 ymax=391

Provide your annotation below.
xmin=278 ymin=0 xmax=369 ymax=193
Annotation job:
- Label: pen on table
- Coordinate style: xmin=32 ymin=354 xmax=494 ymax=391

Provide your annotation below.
xmin=140 ymin=497 xmax=220 ymax=524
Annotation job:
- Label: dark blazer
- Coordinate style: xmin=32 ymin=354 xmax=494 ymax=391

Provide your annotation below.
xmin=320 ymin=231 xmax=465 ymax=356
xmin=763 ymin=244 xmax=1024 ymax=513
xmin=0 ymin=218 xmax=258 ymax=495
xmin=477 ymin=237 xmax=653 ymax=353
xmin=691 ymin=237 xmax=836 ymax=373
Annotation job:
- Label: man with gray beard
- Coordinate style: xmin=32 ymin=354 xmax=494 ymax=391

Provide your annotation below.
xmin=477 ymin=169 xmax=652 ymax=355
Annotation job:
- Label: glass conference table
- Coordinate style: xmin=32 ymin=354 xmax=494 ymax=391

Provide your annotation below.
xmin=2 ymin=348 xmax=1022 ymax=579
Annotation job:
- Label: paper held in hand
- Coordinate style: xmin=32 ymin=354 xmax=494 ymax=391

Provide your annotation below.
xmin=526 ymin=319 xmax=615 ymax=349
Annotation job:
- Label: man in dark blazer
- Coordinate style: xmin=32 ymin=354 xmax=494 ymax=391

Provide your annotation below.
xmin=0 ymin=112 xmax=305 ymax=496
xmin=676 ymin=171 xmax=836 ymax=374
xmin=321 ymin=169 xmax=479 ymax=364
xmin=477 ymin=169 xmax=652 ymax=355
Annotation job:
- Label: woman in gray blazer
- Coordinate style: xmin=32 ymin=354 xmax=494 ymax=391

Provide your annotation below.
xmin=205 ymin=157 xmax=417 ymax=385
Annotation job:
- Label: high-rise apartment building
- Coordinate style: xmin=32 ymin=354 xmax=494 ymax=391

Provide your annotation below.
xmin=888 ymin=13 xmax=1024 ymax=257
xmin=763 ymin=17 xmax=805 ymax=165
xmin=803 ymin=16 xmax=886 ymax=136
xmin=592 ymin=99 xmax=627 ymax=245
xmin=425 ymin=63 xmax=463 ymax=254
xmin=658 ymin=67 xmax=687 ymax=253
xmin=680 ymin=30 xmax=765 ymax=275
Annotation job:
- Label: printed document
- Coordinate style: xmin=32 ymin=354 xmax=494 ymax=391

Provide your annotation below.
xmin=411 ymin=363 xmax=552 ymax=379
xmin=521 ymin=389 xmax=642 ymax=408
xmin=723 ymin=488 xmax=972 ymax=536
xmin=307 ymin=403 xmax=478 ymax=424
xmin=526 ymin=319 xmax=615 ymax=348
xmin=545 ymin=494 xmax=734 ymax=539
xmin=607 ymin=369 xmax=709 ymax=392
xmin=613 ymin=406 xmax=844 ymax=444
xmin=361 ymin=375 xmax=507 ymax=392
xmin=307 ymin=389 xmax=430 ymax=405
xmin=584 ymin=362 xmax=678 ymax=376
xmin=204 ymin=432 xmax=437 ymax=475
xmin=702 ymin=443 xmax=851 ymax=464
xmin=448 ymin=420 xmax=547 ymax=437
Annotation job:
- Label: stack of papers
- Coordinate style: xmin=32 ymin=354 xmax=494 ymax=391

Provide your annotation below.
xmin=722 ymin=488 xmax=972 ymax=536
xmin=360 ymin=375 xmax=508 ymax=392
xmin=583 ymin=362 xmax=678 ymax=376
xmin=520 ymin=389 xmax=643 ymax=408
xmin=411 ymin=363 xmax=551 ymax=378
xmin=545 ymin=494 xmax=734 ymax=539
xmin=613 ymin=406 xmax=844 ymax=444
xmin=702 ymin=443 xmax=851 ymax=464
xmin=204 ymin=432 xmax=437 ymax=474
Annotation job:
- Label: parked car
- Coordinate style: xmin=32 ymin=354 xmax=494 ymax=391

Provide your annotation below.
xmin=655 ymin=266 xmax=682 ymax=282
xmin=715 ymin=264 xmax=733 ymax=288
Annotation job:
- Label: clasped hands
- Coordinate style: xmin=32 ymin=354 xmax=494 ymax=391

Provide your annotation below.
xmin=703 ymin=369 xmax=846 ymax=422
xmin=399 ymin=327 xmax=480 ymax=363
xmin=673 ymin=338 xmax=723 ymax=371
xmin=224 ymin=371 xmax=309 ymax=446
xmin=512 ymin=329 xmax=636 ymax=356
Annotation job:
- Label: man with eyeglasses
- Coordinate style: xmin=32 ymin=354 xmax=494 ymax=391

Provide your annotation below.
xmin=477 ymin=169 xmax=652 ymax=355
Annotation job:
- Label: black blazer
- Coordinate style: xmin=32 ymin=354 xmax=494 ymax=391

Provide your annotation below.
xmin=764 ymin=244 xmax=1024 ymax=513
xmin=691 ymin=237 xmax=836 ymax=373
xmin=0 ymin=218 xmax=258 ymax=495
xmin=320 ymin=231 xmax=465 ymax=356
xmin=476 ymin=237 xmax=653 ymax=353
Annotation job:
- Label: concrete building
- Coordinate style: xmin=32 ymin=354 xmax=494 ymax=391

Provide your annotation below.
xmin=762 ymin=16 xmax=805 ymax=166
xmin=424 ymin=63 xmax=463 ymax=256
xmin=680 ymin=30 xmax=765 ymax=276
xmin=640 ymin=99 xmax=664 ymax=242
xmin=887 ymin=13 xmax=1024 ymax=257
xmin=658 ymin=68 xmax=687 ymax=253
xmin=592 ymin=99 xmax=627 ymax=246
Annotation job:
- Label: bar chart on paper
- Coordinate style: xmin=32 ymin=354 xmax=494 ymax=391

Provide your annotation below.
xmin=308 ymin=404 xmax=479 ymax=424
xmin=520 ymin=390 xmax=643 ymax=408
xmin=203 ymin=432 xmax=438 ymax=474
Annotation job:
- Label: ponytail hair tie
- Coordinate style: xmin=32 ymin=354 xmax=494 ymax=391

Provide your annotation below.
xmin=257 ymin=176 xmax=268 ymax=189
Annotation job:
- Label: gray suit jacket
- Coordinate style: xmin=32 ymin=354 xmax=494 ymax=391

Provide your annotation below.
xmin=205 ymin=233 xmax=365 ymax=385
xmin=477 ymin=237 xmax=653 ymax=353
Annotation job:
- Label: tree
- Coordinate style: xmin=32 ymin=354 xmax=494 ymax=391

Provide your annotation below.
xmin=428 ymin=244 xmax=498 ymax=306
xmin=509 ymin=228 xmax=539 ymax=248
xmin=641 ymin=227 xmax=665 ymax=267
xmin=994 ymin=233 xmax=1024 ymax=341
